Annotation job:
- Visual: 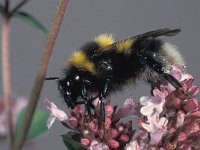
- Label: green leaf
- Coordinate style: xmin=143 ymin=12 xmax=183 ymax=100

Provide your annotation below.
xmin=15 ymin=107 xmax=49 ymax=141
xmin=13 ymin=11 xmax=48 ymax=34
xmin=62 ymin=132 xmax=83 ymax=150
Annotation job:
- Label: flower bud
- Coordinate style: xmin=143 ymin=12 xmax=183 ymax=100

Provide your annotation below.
xmin=106 ymin=105 xmax=114 ymax=117
xmin=81 ymin=138 xmax=90 ymax=146
xmin=184 ymin=99 xmax=198 ymax=112
xmin=69 ymin=117 xmax=78 ymax=127
xmin=107 ymin=139 xmax=119 ymax=149
xmin=173 ymin=98 xmax=181 ymax=107
xmin=119 ymin=134 xmax=129 ymax=143
xmin=73 ymin=105 xmax=83 ymax=114
xmin=111 ymin=129 xmax=118 ymax=138
xmin=169 ymin=127 xmax=176 ymax=134
xmin=89 ymin=122 xmax=98 ymax=132
xmin=177 ymin=132 xmax=186 ymax=142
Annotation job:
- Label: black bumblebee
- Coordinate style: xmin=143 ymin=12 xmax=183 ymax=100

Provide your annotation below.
xmin=46 ymin=28 xmax=184 ymax=124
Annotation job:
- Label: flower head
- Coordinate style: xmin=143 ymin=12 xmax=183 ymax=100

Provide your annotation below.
xmin=130 ymin=64 xmax=200 ymax=149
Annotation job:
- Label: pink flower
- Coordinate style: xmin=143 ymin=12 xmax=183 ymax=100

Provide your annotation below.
xmin=140 ymin=89 xmax=166 ymax=117
xmin=119 ymin=134 xmax=129 ymax=143
xmin=125 ymin=140 xmax=141 ymax=150
xmin=47 ymin=97 xmax=134 ymax=149
xmin=141 ymin=115 xmax=168 ymax=145
xmin=107 ymin=139 xmax=119 ymax=149
xmin=13 ymin=97 xmax=28 ymax=121
xmin=106 ymin=105 xmax=114 ymax=118
xmin=177 ymin=132 xmax=187 ymax=142
xmin=176 ymin=110 xmax=185 ymax=127
xmin=81 ymin=138 xmax=90 ymax=146
xmin=0 ymin=96 xmax=27 ymax=137
xmin=112 ymin=97 xmax=135 ymax=121
xmin=44 ymin=98 xmax=68 ymax=129
xmin=69 ymin=117 xmax=78 ymax=127
xmin=89 ymin=140 xmax=109 ymax=150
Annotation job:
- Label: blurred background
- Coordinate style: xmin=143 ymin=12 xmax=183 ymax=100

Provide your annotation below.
xmin=0 ymin=0 xmax=200 ymax=149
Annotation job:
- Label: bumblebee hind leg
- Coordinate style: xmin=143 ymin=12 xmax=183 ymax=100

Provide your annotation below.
xmin=138 ymin=50 xmax=183 ymax=90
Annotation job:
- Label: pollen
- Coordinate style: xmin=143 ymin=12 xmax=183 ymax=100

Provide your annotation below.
xmin=116 ymin=39 xmax=133 ymax=53
xmin=68 ymin=51 xmax=95 ymax=74
xmin=94 ymin=34 xmax=114 ymax=49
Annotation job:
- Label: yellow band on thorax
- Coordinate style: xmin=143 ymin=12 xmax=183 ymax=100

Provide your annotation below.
xmin=68 ymin=51 xmax=96 ymax=74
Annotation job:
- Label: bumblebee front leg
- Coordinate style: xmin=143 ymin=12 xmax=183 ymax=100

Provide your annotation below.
xmin=80 ymin=84 xmax=91 ymax=115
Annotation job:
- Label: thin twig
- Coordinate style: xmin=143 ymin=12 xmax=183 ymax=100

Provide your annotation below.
xmin=1 ymin=16 xmax=14 ymax=149
xmin=10 ymin=0 xmax=30 ymax=16
xmin=12 ymin=0 xmax=69 ymax=150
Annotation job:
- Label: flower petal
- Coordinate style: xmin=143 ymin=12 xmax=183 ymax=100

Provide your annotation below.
xmin=176 ymin=111 xmax=185 ymax=127
xmin=125 ymin=140 xmax=141 ymax=150
xmin=150 ymin=129 xmax=166 ymax=145
xmin=140 ymin=103 xmax=155 ymax=117
xmin=44 ymin=98 xmax=68 ymax=128
xmin=89 ymin=140 xmax=109 ymax=150
xmin=188 ymin=86 xmax=199 ymax=96
xmin=47 ymin=113 xmax=56 ymax=129
xmin=140 ymin=96 xmax=152 ymax=105
xmin=112 ymin=97 xmax=135 ymax=121
xmin=170 ymin=70 xmax=182 ymax=81
xmin=141 ymin=122 xmax=153 ymax=132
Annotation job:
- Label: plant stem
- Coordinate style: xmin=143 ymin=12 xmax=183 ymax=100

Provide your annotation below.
xmin=10 ymin=0 xmax=30 ymax=16
xmin=12 ymin=0 xmax=69 ymax=150
xmin=1 ymin=16 xmax=14 ymax=149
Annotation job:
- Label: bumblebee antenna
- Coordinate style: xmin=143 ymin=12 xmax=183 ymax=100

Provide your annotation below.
xmin=45 ymin=77 xmax=59 ymax=80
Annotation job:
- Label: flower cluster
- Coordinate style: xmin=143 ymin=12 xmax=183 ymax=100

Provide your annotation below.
xmin=45 ymin=97 xmax=135 ymax=150
xmin=132 ymin=64 xmax=200 ymax=150
xmin=45 ymin=64 xmax=200 ymax=150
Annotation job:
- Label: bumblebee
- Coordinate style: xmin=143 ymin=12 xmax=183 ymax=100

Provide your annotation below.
xmin=46 ymin=28 xmax=184 ymax=123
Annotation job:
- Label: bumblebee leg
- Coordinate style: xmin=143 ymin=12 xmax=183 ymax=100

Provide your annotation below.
xmin=163 ymin=73 xmax=182 ymax=89
xmin=80 ymin=84 xmax=92 ymax=115
xmin=139 ymin=51 xmax=183 ymax=89
xmin=98 ymin=78 xmax=111 ymax=128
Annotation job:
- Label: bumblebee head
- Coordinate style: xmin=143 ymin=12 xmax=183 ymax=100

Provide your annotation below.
xmin=58 ymin=71 xmax=82 ymax=108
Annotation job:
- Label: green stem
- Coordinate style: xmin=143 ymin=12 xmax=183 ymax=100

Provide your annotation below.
xmin=12 ymin=0 xmax=69 ymax=150
xmin=1 ymin=16 xmax=14 ymax=149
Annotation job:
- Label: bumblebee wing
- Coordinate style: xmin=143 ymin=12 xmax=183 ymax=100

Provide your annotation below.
xmin=134 ymin=28 xmax=181 ymax=39
xmin=97 ymin=28 xmax=181 ymax=56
